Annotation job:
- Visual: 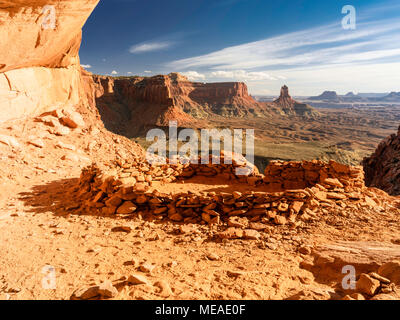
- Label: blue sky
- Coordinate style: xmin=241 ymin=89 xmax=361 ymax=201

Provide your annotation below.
xmin=80 ymin=0 xmax=400 ymax=95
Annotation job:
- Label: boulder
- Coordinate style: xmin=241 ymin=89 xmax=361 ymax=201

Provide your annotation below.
xmin=357 ymin=274 xmax=380 ymax=296
xmin=60 ymin=110 xmax=85 ymax=129
xmin=71 ymin=280 xmax=117 ymax=300
xmin=127 ymin=274 xmax=149 ymax=285
xmin=116 ymin=201 xmax=137 ymax=214
xmin=378 ymin=261 xmax=400 ymax=285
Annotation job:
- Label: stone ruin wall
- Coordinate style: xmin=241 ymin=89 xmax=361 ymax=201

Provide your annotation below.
xmin=70 ymin=155 xmax=388 ymax=233
xmin=263 ymin=160 xmax=365 ymax=191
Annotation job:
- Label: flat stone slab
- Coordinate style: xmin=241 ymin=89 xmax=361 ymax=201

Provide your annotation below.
xmin=313 ymin=241 xmax=400 ymax=267
xmin=300 ymin=241 xmax=400 ymax=285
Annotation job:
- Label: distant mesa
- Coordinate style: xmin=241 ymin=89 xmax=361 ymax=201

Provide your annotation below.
xmin=308 ymin=91 xmax=341 ymax=102
xmin=341 ymin=92 xmax=366 ymax=102
xmin=307 ymin=90 xmax=400 ymax=104
xmin=358 ymin=92 xmax=388 ymax=98
xmin=382 ymin=91 xmax=400 ymax=102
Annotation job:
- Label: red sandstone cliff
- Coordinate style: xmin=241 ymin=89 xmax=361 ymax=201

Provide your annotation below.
xmin=362 ymin=126 xmax=400 ymax=195
xmin=91 ymin=73 xmax=272 ymax=135
xmin=0 ymin=0 xmax=99 ymax=122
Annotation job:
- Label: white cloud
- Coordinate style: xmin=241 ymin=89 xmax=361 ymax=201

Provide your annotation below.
xmin=144 ymin=70 xmax=152 ymax=73
xmin=245 ymin=62 xmax=400 ymax=96
xmin=181 ymin=71 xmax=206 ymax=81
xmin=129 ymin=41 xmax=174 ymax=54
xmin=81 ymin=64 xmax=91 ymax=69
xmin=179 ymin=70 xmax=277 ymax=82
xmin=111 ymin=70 xmax=118 ymax=75
xmin=167 ymin=18 xmax=400 ymax=71
xmin=210 ymin=70 xmax=277 ymax=81
xmin=166 ymin=16 xmax=400 ymax=95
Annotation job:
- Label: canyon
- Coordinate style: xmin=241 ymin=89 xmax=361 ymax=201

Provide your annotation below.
xmin=89 ymin=71 xmax=400 ymax=172
xmin=0 ymin=0 xmax=400 ymax=302
xmin=91 ymin=72 xmax=317 ymax=136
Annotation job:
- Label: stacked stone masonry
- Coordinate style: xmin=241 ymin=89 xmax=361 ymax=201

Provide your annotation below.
xmin=72 ymin=155 xmax=389 ymax=233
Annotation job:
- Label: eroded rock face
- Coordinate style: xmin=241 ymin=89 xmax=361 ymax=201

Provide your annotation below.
xmin=362 ymin=126 xmax=400 ymax=195
xmin=273 ymin=85 xmax=319 ymax=118
xmin=0 ymin=0 xmax=99 ymax=72
xmin=0 ymin=66 xmax=84 ymax=122
xmin=274 ymin=85 xmax=295 ymax=109
xmin=0 ymin=0 xmax=99 ymax=122
xmin=89 ymin=76 xmax=322 ymax=136
xmin=91 ymin=73 xmax=268 ymax=134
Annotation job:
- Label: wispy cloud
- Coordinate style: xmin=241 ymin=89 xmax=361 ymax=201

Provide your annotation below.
xmin=168 ymin=18 xmax=400 ymax=71
xmin=210 ymin=70 xmax=277 ymax=81
xmin=129 ymin=41 xmax=174 ymax=54
xmin=81 ymin=64 xmax=92 ymax=69
xmin=178 ymin=70 xmax=279 ymax=83
xmin=166 ymin=13 xmax=400 ymax=94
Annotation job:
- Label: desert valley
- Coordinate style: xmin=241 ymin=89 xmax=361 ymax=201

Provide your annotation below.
xmin=1 ymin=0 xmax=400 ymax=302
xmin=93 ymin=72 xmax=400 ymax=170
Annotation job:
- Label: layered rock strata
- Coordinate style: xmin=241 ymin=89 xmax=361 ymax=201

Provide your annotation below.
xmin=91 ymin=73 xmax=273 ymax=134
xmin=0 ymin=0 xmax=99 ymax=122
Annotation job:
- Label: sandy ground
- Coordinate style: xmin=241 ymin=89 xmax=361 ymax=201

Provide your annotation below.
xmin=1 ymin=166 xmax=400 ymax=300
xmin=1 ymin=114 xmax=400 ymax=300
